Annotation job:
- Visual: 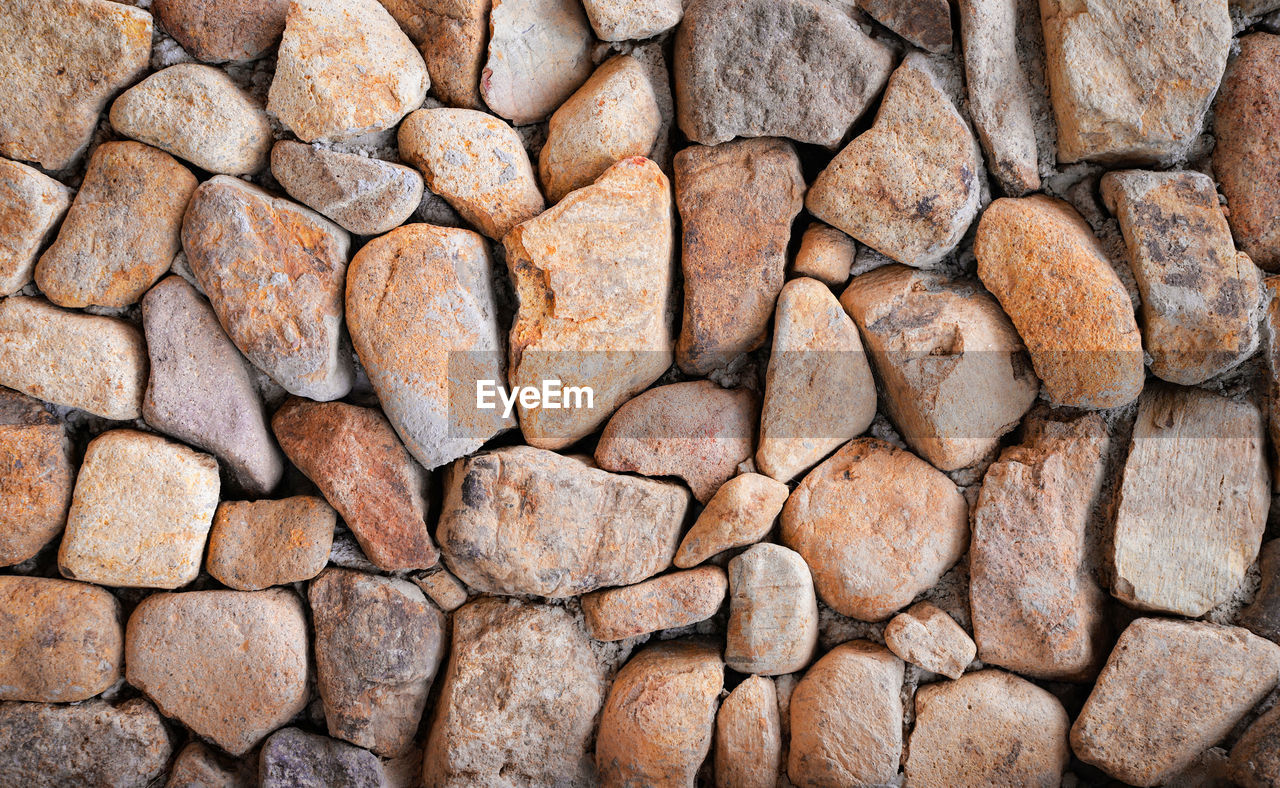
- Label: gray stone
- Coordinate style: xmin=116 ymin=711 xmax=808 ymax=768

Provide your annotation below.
xmin=271 ymin=142 xmax=424 ymax=236
xmin=260 ymin=728 xmax=387 ymax=788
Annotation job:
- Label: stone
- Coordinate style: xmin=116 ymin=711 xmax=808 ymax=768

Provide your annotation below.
xmin=110 ymin=63 xmax=274 ymax=175
xmin=1112 ymin=385 xmax=1269 ymax=617
xmin=1270 ymin=276 xmax=1280 ymax=490
xmin=975 ymin=195 xmax=1145 ymax=408
xmin=1230 ymin=702 xmax=1280 ymax=788
xmin=206 ymin=496 xmax=336 ymax=591
xmin=676 ymin=137 xmax=805 ymax=375
xmin=788 ymin=640 xmax=903 ymax=786
xmin=126 ymin=589 xmax=310 ymax=756
xmin=378 ymin=0 xmax=490 ymax=109
xmin=1238 ymin=540 xmax=1280 ymax=642
xmin=183 ymin=175 xmax=354 ymax=400
xmin=142 ymin=276 xmax=283 ymax=495
xmin=595 ymin=380 xmax=757 ymax=503
xmin=1236 ymin=0 xmax=1280 ymax=12
xmin=273 ymin=398 xmax=437 ymax=571
xmin=0 ymin=0 xmax=151 ymax=170
xmin=674 ymin=473 xmax=789 ymax=568
xmin=540 ymin=55 xmax=661 ymax=203
xmin=883 ymin=601 xmax=975 ymax=680
xmin=0 ymin=699 xmax=171 ymax=788
xmin=726 ymin=543 xmax=818 ymax=675
xmin=480 ymin=0 xmax=595 ymax=125
xmin=0 ymin=389 xmax=72 ymax=567
xmin=583 ymin=0 xmax=681 ymax=40
xmin=345 ymin=223 xmax=509 ymax=470
xmin=757 ymin=277 xmax=877 ymax=482
xmin=0 ymin=297 xmax=147 ymax=420
xmin=411 ymin=568 xmax=468 ymax=612
xmin=792 ymin=223 xmax=855 ymax=286
xmin=506 ymin=157 xmax=676 ymax=447
xmin=271 ymin=142 xmax=424 ymax=235
xmin=857 ymin=0 xmax=952 ymax=52
xmin=398 ymin=108 xmax=545 ymax=240
xmin=714 ymin=675 xmax=781 ymax=788
xmin=0 ymin=158 xmax=71 ymax=295
xmin=781 ymin=438 xmax=969 ymax=621
xmin=1102 ymin=169 xmax=1262 ymax=384
xmin=311 ymin=568 xmax=446 ymax=757
xmin=260 ymin=728 xmax=387 ymax=788
xmin=807 ymin=54 xmax=982 ymax=269
xmin=906 ymin=670 xmax=1070 ymax=787
xmin=269 ymin=0 xmax=429 ymax=141
xmin=596 ymin=640 xmax=723 ymax=787
xmin=424 ymin=598 xmax=608 ymax=787
xmin=674 ymin=0 xmax=893 ymax=147
xmin=1071 ymin=618 xmax=1280 ymax=786
xmin=1041 ymin=0 xmax=1230 ymax=163
xmin=970 ymin=409 xmax=1111 ymax=680
xmin=58 ymin=429 xmax=220 ymax=589
xmin=153 ymin=0 xmax=289 ymax=62
xmin=0 ymin=576 xmax=122 ymax=702
xmin=581 ymin=566 xmax=727 ymax=641
xmin=438 ymin=445 xmax=690 ymax=596
xmin=167 ymin=741 xmax=253 ymax=788
xmin=1213 ymin=33 xmax=1280 ymax=270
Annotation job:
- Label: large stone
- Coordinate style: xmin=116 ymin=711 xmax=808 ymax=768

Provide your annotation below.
xmin=726 ymin=544 xmax=818 ymax=676
xmin=506 ymin=157 xmax=676 ymax=448
xmin=857 ymin=0 xmax=952 ymax=52
xmin=0 ymin=158 xmax=71 ymax=295
xmin=183 ymin=175 xmax=354 ymax=401
xmin=792 ymin=223 xmax=855 ymax=286
xmin=1238 ymin=540 xmax=1280 ymax=642
xmin=480 ymin=0 xmax=595 ymax=125
xmin=675 ymin=137 xmax=804 ymax=374
xmin=975 ymin=195 xmax=1144 ymax=409
xmin=714 ymin=675 xmax=781 ymax=788
xmin=58 ymin=429 xmax=220 ymax=589
xmin=271 ymin=141 xmax=424 ymax=235
xmin=268 ymin=0 xmax=429 ymax=141
xmin=260 ymin=728 xmax=387 ymax=788
xmin=346 ymin=223 xmax=509 ymax=470
xmin=378 ymin=0 xmax=490 ymax=109
xmin=674 ymin=473 xmax=789 ymax=568
xmin=674 ymin=0 xmax=893 ymax=147
xmin=781 ymin=438 xmax=969 ymax=621
xmin=583 ymin=0 xmax=682 ymax=40
xmin=206 ymin=496 xmax=336 ymax=591
xmin=1071 ymin=618 xmax=1280 ymax=786
xmin=424 ymin=598 xmax=608 ymax=787
xmin=273 ymin=398 xmax=437 ymax=571
xmin=126 ymin=589 xmax=310 ymax=756
xmin=153 ymin=0 xmax=289 ymax=62
xmin=1040 ymin=0 xmax=1230 ymax=163
xmin=0 ymin=0 xmax=152 ymax=170
xmin=883 ymin=601 xmax=976 ymax=680
xmin=1230 ymin=702 xmax=1280 ymax=788
xmin=0 ymin=389 xmax=71 ymax=567
xmin=582 ymin=567 xmax=727 ymax=642
xmin=438 ymin=445 xmax=690 ymax=596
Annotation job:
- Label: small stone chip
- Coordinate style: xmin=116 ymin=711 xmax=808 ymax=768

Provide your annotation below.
xmin=883 ymin=601 xmax=975 ymax=679
xmin=581 ymin=567 xmax=727 ymax=642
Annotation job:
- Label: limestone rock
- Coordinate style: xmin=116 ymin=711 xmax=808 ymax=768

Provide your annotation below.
xmin=0 ymin=158 xmax=71 ymax=295
xmin=438 ymin=445 xmax=690 ymax=596
xmin=793 ymin=223 xmax=855 ymax=286
xmin=782 ymin=438 xmax=969 ymax=621
xmin=726 ymin=544 xmax=818 ymax=676
xmin=378 ymin=0 xmax=490 ymax=108
xmin=883 ymin=601 xmax=976 ymax=680
xmin=1238 ymin=540 xmax=1280 ymax=642
xmin=0 ymin=389 xmax=72 ymax=567
xmin=975 ymin=195 xmax=1144 ymax=409
xmin=674 ymin=0 xmax=893 ymax=147
xmin=675 ymin=137 xmax=804 ymax=375
xmin=153 ymin=0 xmax=289 ymax=62
xmin=582 ymin=567 xmax=727 ymax=642
xmin=674 ymin=473 xmax=789 ymax=568
xmin=1230 ymin=702 xmax=1280 ymax=788
xmin=411 ymin=568 xmax=469 ymax=613
xmin=583 ymin=0 xmax=682 ymax=40
xmin=260 ymin=728 xmax=387 ymax=788
xmin=271 ymin=142 xmax=424 ymax=235
xmin=168 ymin=741 xmax=254 ymax=788
xmin=714 ymin=675 xmax=781 ymax=788
xmin=206 ymin=496 xmax=336 ymax=591
xmin=480 ymin=0 xmax=595 ymax=125
xmin=857 ymin=0 xmax=952 ymax=52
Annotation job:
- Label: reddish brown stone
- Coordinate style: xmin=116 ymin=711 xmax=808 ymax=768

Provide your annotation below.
xmin=206 ymin=497 xmax=335 ymax=591
xmin=0 ymin=388 xmax=71 ymax=567
xmin=857 ymin=0 xmax=952 ymax=53
xmin=581 ymin=567 xmax=727 ymax=641
xmin=154 ymin=0 xmax=288 ymax=62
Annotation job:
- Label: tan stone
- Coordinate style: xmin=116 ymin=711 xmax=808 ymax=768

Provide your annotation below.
xmin=583 ymin=0 xmax=681 ymax=40
xmin=206 ymin=497 xmax=336 ymax=591
xmin=726 ymin=544 xmax=818 ymax=676
xmin=378 ymin=0 xmax=490 ymax=109
xmin=975 ymin=195 xmax=1144 ymax=409
xmin=270 ymin=141 xmax=424 ymax=235
xmin=0 ymin=389 xmax=72 ymax=567
xmin=411 ymin=567 xmax=469 ymax=612
xmin=674 ymin=473 xmax=789 ymax=568
xmin=166 ymin=741 xmax=252 ymax=788
xmin=883 ymin=601 xmax=975 ymax=679
xmin=582 ymin=566 xmax=727 ymax=641
xmin=857 ymin=0 xmax=952 ymax=52
xmin=1230 ymin=702 xmax=1280 ymax=788
xmin=481 ymin=0 xmax=595 ymax=125
xmin=0 ymin=158 xmax=71 ymax=295
xmin=792 ymin=223 xmax=855 ymax=286
xmin=153 ymin=0 xmax=289 ymax=62
xmin=714 ymin=675 xmax=781 ymax=788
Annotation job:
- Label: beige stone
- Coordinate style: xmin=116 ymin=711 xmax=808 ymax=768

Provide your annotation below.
xmin=378 ymin=0 xmax=490 ymax=109
xmin=153 ymin=0 xmax=289 ymax=62
xmin=206 ymin=497 xmax=336 ymax=591
xmin=411 ymin=567 xmax=469 ymax=612
xmin=0 ymin=158 xmax=71 ymax=295
xmin=271 ymin=141 xmax=424 ymax=235
xmin=481 ymin=0 xmax=595 ymax=125
xmin=674 ymin=473 xmax=789 ymax=568
xmin=166 ymin=741 xmax=252 ymax=788
xmin=582 ymin=567 xmax=727 ymax=641
xmin=714 ymin=675 xmax=781 ymax=788
xmin=883 ymin=601 xmax=975 ymax=679
xmin=0 ymin=389 xmax=72 ymax=567
xmin=726 ymin=544 xmax=818 ymax=676
xmin=792 ymin=223 xmax=855 ymax=286
xmin=584 ymin=0 xmax=681 ymax=40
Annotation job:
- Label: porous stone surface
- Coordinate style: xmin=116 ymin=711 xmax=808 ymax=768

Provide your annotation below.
xmin=480 ymin=0 xmax=595 ymax=125
xmin=582 ymin=566 xmax=726 ymax=641
xmin=206 ymin=496 xmax=336 ymax=591
xmin=411 ymin=568 xmax=469 ymax=613
xmin=1230 ymin=702 xmax=1280 ymax=788
xmin=883 ymin=601 xmax=976 ymax=679
xmin=271 ymin=141 xmax=424 ymax=235
xmin=260 ymin=728 xmax=387 ymax=788
xmin=714 ymin=675 xmax=781 ymax=788
xmin=0 ymin=158 xmax=71 ymax=295
xmin=0 ymin=388 xmax=72 ymax=567
xmin=1238 ymin=539 xmax=1280 ymax=642
xmin=674 ymin=473 xmax=790 ymax=568
xmin=378 ymin=0 xmax=490 ymax=109
xmin=792 ymin=223 xmax=855 ymax=286
xmin=583 ymin=0 xmax=682 ymax=40
xmin=167 ymin=741 xmax=254 ymax=788
xmin=858 ymin=0 xmax=952 ymax=52
xmin=153 ymin=0 xmax=289 ymax=62
xmin=726 ymin=543 xmax=818 ymax=676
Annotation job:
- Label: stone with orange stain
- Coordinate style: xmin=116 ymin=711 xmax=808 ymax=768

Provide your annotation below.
xmin=714 ymin=675 xmax=781 ymax=788
xmin=793 ymin=223 xmax=856 ymax=286
xmin=377 ymin=0 xmax=491 ymax=109
xmin=674 ymin=473 xmax=789 ymax=568
xmin=206 ymin=497 xmax=336 ymax=591
xmin=0 ymin=388 xmax=72 ymax=567
xmin=481 ymin=0 xmax=596 ymax=125
xmin=581 ymin=566 xmax=727 ymax=641
xmin=726 ymin=543 xmax=818 ymax=675
xmin=153 ymin=0 xmax=289 ymax=62
xmin=0 ymin=158 xmax=71 ymax=296
xmin=411 ymin=566 xmax=468 ymax=612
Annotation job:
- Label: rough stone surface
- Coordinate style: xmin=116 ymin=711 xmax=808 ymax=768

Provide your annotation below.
xmin=378 ymin=0 xmax=490 ymax=109
xmin=883 ymin=601 xmax=975 ymax=680
xmin=674 ymin=0 xmax=893 ymax=147
xmin=714 ymin=675 xmax=781 ymax=788
xmin=206 ymin=496 xmax=336 ymax=591
xmin=0 ymin=388 xmax=72 ymax=567
xmin=411 ymin=568 xmax=469 ymax=613
xmin=675 ymin=137 xmax=805 ymax=375
xmin=1238 ymin=540 xmax=1280 ymax=642
xmin=583 ymin=0 xmax=681 ymax=40
xmin=582 ymin=566 xmax=727 ymax=641
xmin=782 ymin=438 xmax=969 ymax=621
xmin=975 ymin=195 xmax=1144 ymax=409
xmin=273 ymin=398 xmax=437 ymax=571
xmin=183 ymin=175 xmax=354 ymax=401
xmin=726 ymin=543 xmax=818 ymax=676
xmin=792 ymin=223 xmax=855 ymax=286
xmin=480 ymin=0 xmax=595 ymax=125
xmin=438 ymin=445 xmax=690 ymax=596
xmin=0 ymin=158 xmax=71 ymax=295
xmin=167 ymin=741 xmax=253 ymax=788
xmin=424 ymin=598 xmax=608 ymax=788
xmin=59 ymin=429 xmax=219 ymax=589
xmin=260 ymin=728 xmax=387 ymax=788
xmin=1230 ymin=702 xmax=1280 ymax=788
xmin=674 ymin=473 xmax=789 ymax=568
xmin=858 ymin=0 xmax=952 ymax=52
xmin=153 ymin=0 xmax=289 ymax=62
xmin=271 ymin=141 xmax=424 ymax=235
xmin=1071 ymin=618 xmax=1280 ymax=786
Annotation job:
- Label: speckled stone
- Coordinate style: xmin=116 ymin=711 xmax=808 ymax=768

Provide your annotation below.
xmin=271 ymin=142 xmax=424 ymax=236
xmin=0 ymin=158 xmax=72 ymax=295
xmin=0 ymin=388 xmax=72 ymax=567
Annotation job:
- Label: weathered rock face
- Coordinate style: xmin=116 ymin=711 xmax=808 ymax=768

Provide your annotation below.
xmin=271 ymin=142 xmax=424 ymax=236
xmin=675 ymin=137 xmax=805 ymax=375
xmin=153 ymin=0 xmax=289 ymax=62
xmin=412 ymin=568 xmax=469 ymax=613
xmin=347 ymin=224 xmax=510 ymax=470
xmin=782 ymin=438 xmax=969 ymax=621
xmin=582 ymin=566 xmax=727 ymax=641
xmin=0 ymin=158 xmax=71 ymax=295
xmin=260 ymin=728 xmax=387 ymax=788
xmin=674 ymin=0 xmax=893 ymax=147
xmin=906 ymin=670 xmax=1070 ymax=787
xmin=788 ymin=640 xmax=903 ymax=787
xmin=1071 ymin=618 xmax=1280 ymax=786
xmin=0 ymin=389 xmax=72 ymax=567
xmin=378 ymin=0 xmax=490 ymax=109
xmin=1112 ymin=385 xmax=1269 ymax=617
xmin=438 ymin=445 xmax=690 ymax=597
xmin=596 ymin=640 xmax=723 ymax=788
xmin=273 ymin=398 xmax=438 ymax=571
xmin=1238 ymin=540 xmax=1280 ymax=643
xmin=1040 ymin=0 xmax=1231 ymax=163
xmin=425 ymin=598 xmax=608 ymax=788
xmin=975 ymin=195 xmax=1144 ymax=409
xmin=808 ymin=54 xmax=982 ymax=269
xmin=858 ymin=0 xmax=952 ymax=52
xmin=714 ymin=675 xmax=781 ymax=788
xmin=1102 ymin=169 xmax=1262 ymax=384
xmin=583 ymin=0 xmax=682 ymax=40
xmin=183 ymin=175 xmax=354 ymax=401
xmin=0 ymin=0 xmax=152 ymax=170
xmin=1230 ymin=702 xmax=1280 ymax=788
xmin=883 ymin=601 xmax=976 ymax=680
xmin=268 ymin=0 xmax=429 ymax=142
xmin=126 ymin=589 xmax=310 ymax=756
xmin=793 ymin=223 xmax=856 ymax=286
xmin=481 ymin=0 xmax=596 ymax=125
xmin=506 ymin=157 xmax=676 ymax=448
xmin=971 ymin=409 xmax=1111 ymax=681
xmin=726 ymin=544 xmax=818 ymax=676
xmin=841 ymin=264 xmax=1039 ymax=472
xmin=207 ymin=497 xmax=336 ymax=591
xmin=168 ymin=740 xmax=254 ymax=788
xmin=675 ymin=473 xmax=789 ymax=568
